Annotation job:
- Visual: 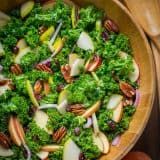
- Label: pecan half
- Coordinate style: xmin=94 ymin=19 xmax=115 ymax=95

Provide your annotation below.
xmin=61 ymin=64 xmax=73 ymax=83
xmin=43 ymin=81 xmax=50 ymax=95
xmin=120 ymin=81 xmax=135 ymax=98
xmin=85 ymin=55 xmax=102 ymax=72
xmin=34 ymin=80 xmax=43 ymax=95
xmin=67 ymin=104 xmax=86 ymax=116
xmin=53 ymin=126 xmax=67 ymax=143
xmin=0 ymin=80 xmax=9 ymax=86
xmin=10 ymin=64 xmax=22 ymax=75
xmin=104 ymin=19 xmax=119 ymax=33
xmin=0 ymin=132 xmax=11 ymax=149
xmin=35 ymin=64 xmax=53 ymax=74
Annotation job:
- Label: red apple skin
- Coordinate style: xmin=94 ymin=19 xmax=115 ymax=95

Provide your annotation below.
xmin=123 ymin=152 xmax=151 ymax=160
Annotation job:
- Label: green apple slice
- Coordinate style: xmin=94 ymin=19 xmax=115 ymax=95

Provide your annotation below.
xmin=92 ymin=113 xmax=100 ymax=135
xmin=0 ymin=42 xmax=4 ymax=56
xmin=14 ymin=47 xmax=31 ymax=64
xmin=58 ymin=89 xmax=68 ymax=105
xmin=16 ymin=39 xmax=27 ymax=51
xmin=112 ymin=101 xmax=123 ymax=123
xmin=107 ymin=94 xmax=123 ymax=110
xmin=20 ymin=1 xmax=35 ymax=18
xmin=129 ymin=59 xmax=139 ymax=82
xmin=70 ymin=58 xmax=84 ymax=76
xmin=26 ymin=80 xmax=39 ymax=107
xmin=36 ymin=151 xmax=49 ymax=160
xmin=40 ymin=26 xmax=55 ymax=42
xmin=0 ymin=145 xmax=14 ymax=157
xmin=34 ymin=110 xmax=52 ymax=134
xmin=49 ymin=37 xmax=64 ymax=56
xmin=69 ymin=54 xmax=79 ymax=67
xmin=77 ymin=32 xmax=94 ymax=51
xmin=63 ymin=138 xmax=81 ymax=160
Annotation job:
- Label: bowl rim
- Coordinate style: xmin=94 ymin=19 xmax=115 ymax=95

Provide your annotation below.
xmin=109 ymin=0 xmax=156 ymax=159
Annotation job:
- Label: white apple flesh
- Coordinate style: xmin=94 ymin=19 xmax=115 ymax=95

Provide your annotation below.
xmin=0 ymin=145 xmax=14 ymax=157
xmin=77 ymin=32 xmax=94 ymax=51
xmin=92 ymin=133 xmax=103 ymax=152
xmin=34 ymin=110 xmax=52 ymax=134
xmin=69 ymin=54 xmax=79 ymax=67
xmin=92 ymin=113 xmax=100 ymax=135
xmin=36 ymin=151 xmax=49 ymax=160
xmin=112 ymin=101 xmax=123 ymax=123
xmin=63 ymin=138 xmax=81 ymax=160
xmin=16 ymin=39 xmax=27 ymax=51
xmin=107 ymin=94 xmax=123 ymax=110
xmin=70 ymin=58 xmax=84 ymax=76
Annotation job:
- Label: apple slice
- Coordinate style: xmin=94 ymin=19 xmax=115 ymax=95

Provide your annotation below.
xmin=57 ymin=89 xmax=68 ymax=114
xmin=34 ymin=110 xmax=52 ymax=134
xmin=63 ymin=138 xmax=81 ymax=160
xmin=49 ymin=37 xmax=64 ymax=56
xmin=16 ymin=39 xmax=27 ymax=51
xmin=92 ymin=113 xmax=100 ymax=135
xmin=40 ymin=26 xmax=55 ymax=42
xmin=107 ymin=94 xmax=123 ymax=110
xmin=69 ymin=54 xmax=79 ymax=67
xmin=14 ymin=47 xmax=31 ymax=64
xmin=77 ymin=32 xmax=94 ymax=51
xmin=92 ymin=133 xmax=103 ymax=153
xmin=112 ymin=101 xmax=123 ymax=123
xmin=0 ymin=145 xmax=14 ymax=157
xmin=82 ymin=100 xmax=101 ymax=119
xmin=0 ymin=20 xmax=8 ymax=27
xmin=71 ymin=6 xmax=78 ymax=28
xmin=129 ymin=59 xmax=140 ymax=82
xmin=20 ymin=1 xmax=35 ymax=18
xmin=0 ymin=11 xmax=10 ymax=21
xmin=36 ymin=151 xmax=49 ymax=159
xmin=26 ymin=80 xmax=39 ymax=107
xmin=119 ymin=51 xmax=128 ymax=59
xmin=8 ymin=116 xmax=24 ymax=146
xmin=41 ymin=145 xmax=62 ymax=152
xmin=98 ymin=132 xmax=110 ymax=154
xmin=70 ymin=58 xmax=84 ymax=76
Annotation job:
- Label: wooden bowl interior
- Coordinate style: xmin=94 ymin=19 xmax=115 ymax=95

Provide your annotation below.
xmin=0 ymin=0 xmax=155 ymax=160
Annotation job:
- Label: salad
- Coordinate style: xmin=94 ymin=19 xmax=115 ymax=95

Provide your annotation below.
xmin=0 ymin=0 xmax=140 ymax=159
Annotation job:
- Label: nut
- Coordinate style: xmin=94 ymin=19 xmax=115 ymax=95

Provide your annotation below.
xmin=35 ymin=64 xmax=53 ymax=74
xmin=53 ymin=126 xmax=67 ymax=143
xmin=104 ymin=19 xmax=119 ymax=33
xmin=67 ymin=104 xmax=86 ymax=116
xmin=0 ymin=80 xmax=9 ymax=86
xmin=85 ymin=55 xmax=102 ymax=72
xmin=61 ymin=64 xmax=73 ymax=83
xmin=34 ymin=80 xmax=43 ymax=95
xmin=43 ymin=81 xmax=50 ymax=95
xmin=10 ymin=64 xmax=22 ymax=75
xmin=120 ymin=81 xmax=135 ymax=98
xmin=0 ymin=132 xmax=11 ymax=149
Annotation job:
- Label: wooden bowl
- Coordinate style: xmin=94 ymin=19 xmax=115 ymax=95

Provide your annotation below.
xmin=0 ymin=0 xmax=155 ymax=159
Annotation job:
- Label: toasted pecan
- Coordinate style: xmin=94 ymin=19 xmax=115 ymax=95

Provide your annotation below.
xmin=67 ymin=104 xmax=86 ymax=116
xmin=34 ymin=80 xmax=43 ymax=95
xmin=61 ymin=64 xmax=73 ymax=83
xmin=0 ymin=132 xmax=11 ymax=149
xmin=36 ymin=64 xmax=53 ymax=74
xmin=120 ymin=81 xmax=135 ymax=98
xmin=53 ymin=126 xmax=67 ymax=143
xmin=10 ymin=64 xmax=22 ymax=75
